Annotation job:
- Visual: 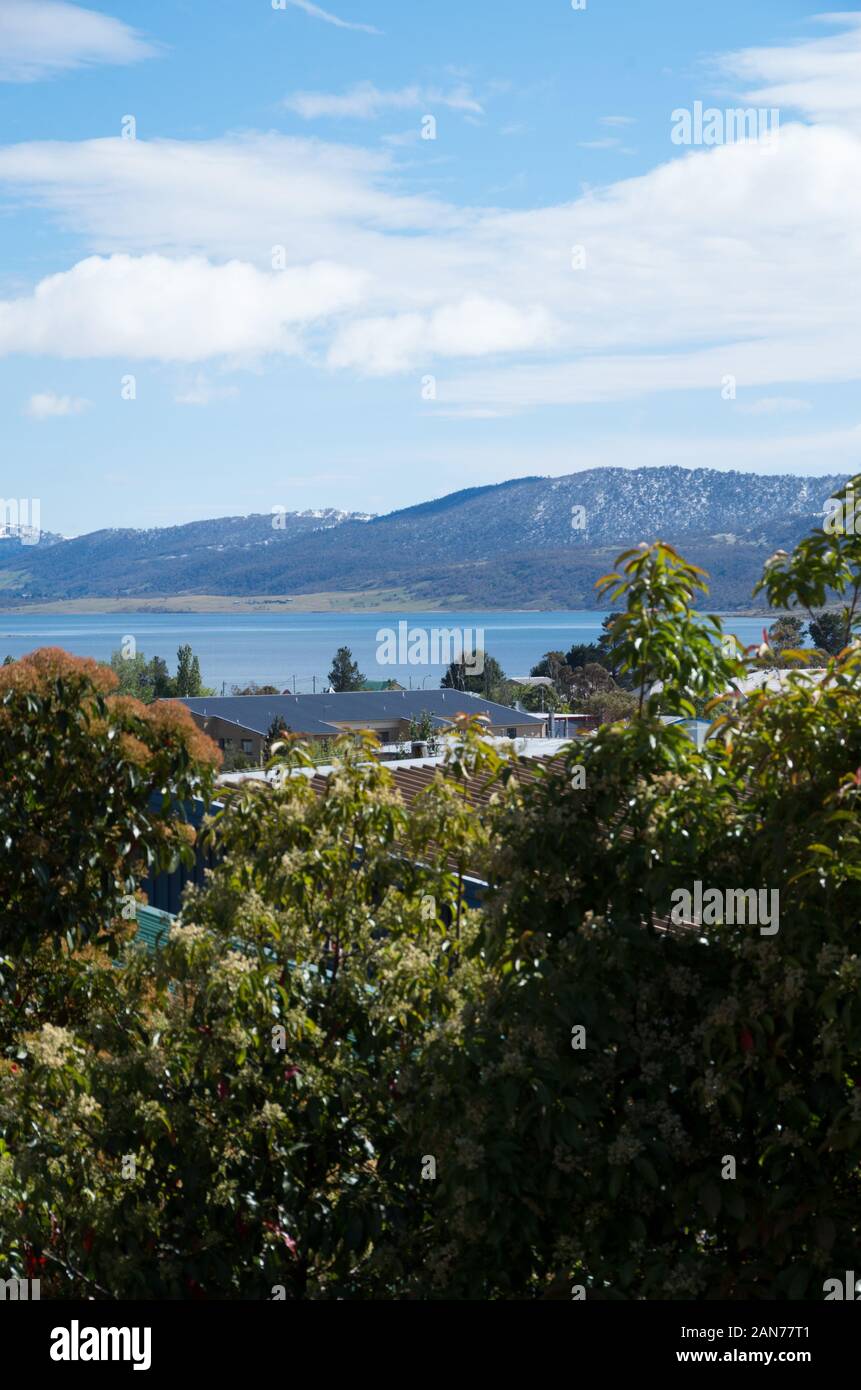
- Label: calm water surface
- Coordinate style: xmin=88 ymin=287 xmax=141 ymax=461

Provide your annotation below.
xmin=0 ymin=611 xmax=770 ymax=693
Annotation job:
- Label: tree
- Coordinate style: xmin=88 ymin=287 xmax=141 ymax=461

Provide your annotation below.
xmin=231 ymin=683 xmax=280 ymax=697
xmin=767 ymin=616 xmax=806 ymax=653
xmin=501 ymin=681 xmax=563 ymax=715
xmin=145 ymin=655 xmax=175 ymax=700
xmin=580 ymin=685 xmax=637 ymax=725
xmin=110 ymin=648 xmax=150 ymax=699
xmin=108 ymin=647 xmax=174 ymax=700
xmin=264 ymin=715 xmax=290 ymax=762
xmin=568 ymin=662 xmax=616 ymax=703
xmin=808 ymin=611 xmax=845 ymax=656
xmin=5 ymin=486 xmax=861 ymax=1301
xmin=108 ymin=651 xmax=175 ymax=703
xmin=593 ymin=613 xmax=636 ymax=687
xmin=530 ymin=651 xmax=568 ymax=684
xmin=0 ymin=647 xmax=219 ymax=957
xmin=397 ymin=523 xmax=861 ymax=1299
xmin=190 ymin=654 xmax=203 ymax=695
xmin=0 ymin=724 xmax=490 ymax=1298
xmin=328 ymin=647 xmax=365 ymax=692
xmin=565 ymin=642 xmax=603 ymax=671
xmin=441 ymin=651 xmax=505 ymax=697
xmin=174 ymin=644 xmax=206 ymax=697
xmin=407 ymin=712 xmax=438 ymax=751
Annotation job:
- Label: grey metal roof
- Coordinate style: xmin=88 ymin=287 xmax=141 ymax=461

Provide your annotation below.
xmin=173 ymin=689 xmax=545 ymax=737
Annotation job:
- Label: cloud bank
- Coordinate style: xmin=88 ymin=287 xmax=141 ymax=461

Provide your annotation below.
xmin=0 ymin=15 xmax=859 ymax=410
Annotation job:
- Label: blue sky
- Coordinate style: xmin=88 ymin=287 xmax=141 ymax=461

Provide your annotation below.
xmin=1 ymin=0 xmax=860 ymax=534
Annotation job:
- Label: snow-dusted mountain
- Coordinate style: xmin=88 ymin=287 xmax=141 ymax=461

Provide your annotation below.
xmin=0 ymin=468 xmax=849 ymax=609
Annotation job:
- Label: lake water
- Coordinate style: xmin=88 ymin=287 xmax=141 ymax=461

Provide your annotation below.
xmin=0 ymin=611 xmax=771 ymax=694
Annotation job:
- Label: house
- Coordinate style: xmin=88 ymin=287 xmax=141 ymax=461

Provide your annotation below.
xmin=171 ymin=689 xmax=546 ymax=764
xmin=732 ymin=668 xmax=823 ymax=697
xmin=547 ymin=711 xmax=600 ymax=737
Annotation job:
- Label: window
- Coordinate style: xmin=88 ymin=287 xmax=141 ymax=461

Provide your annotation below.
xmin=218 ymin=739 xmax=226 ymax=750
xmin=241 ymin=739 xmax=254 ymax=755
xmin=507 ymin=727 xmax=517 ymax=738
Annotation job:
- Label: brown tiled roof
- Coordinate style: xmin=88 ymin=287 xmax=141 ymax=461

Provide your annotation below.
xmin=306 ymin=753 xmax=569 ymax=880
xmin=307 ymin=751 xmax=702 ymax=935
xmin=308 ymin=752 xmax=567 ymax=817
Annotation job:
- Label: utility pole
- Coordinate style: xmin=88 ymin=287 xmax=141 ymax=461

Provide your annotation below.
xmin=312 ymin=675 xmax=316 ymax=694
xmin=292 ymin=675 xmax=296 ymax=695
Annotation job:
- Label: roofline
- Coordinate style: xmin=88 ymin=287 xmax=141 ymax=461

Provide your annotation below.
xmin=190 ymin=712 xmax=274 ymax=736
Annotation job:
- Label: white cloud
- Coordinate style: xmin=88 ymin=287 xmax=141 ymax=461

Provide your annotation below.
xmin=0 ymin=134 xmax=454 ymax=258
xmin=1 ymin=255 xmax=367 ymax=361
xmin=720 ymin=12 xmax=861 ymax=126
xmin=25 ymin=390 xmax=92 ymax=418
xmin=439 ymin=330 xmax=861 ymax=410
xmin=0 ymin=16 xmax=859 ymax=403
xmin=280 ymin=1 xmax=381 ymax=35
xmin=0 ymin=0 xmax=159 ymax=82
xmin=328 ymin=297 xmax=557 ymax=374
xmin=600 ymin=115 xmax=636 ymax=127
xmin=283 ymin=80 xmax=483 ymax=120
xmin=735 ymin=396 xmax=812 ymax=416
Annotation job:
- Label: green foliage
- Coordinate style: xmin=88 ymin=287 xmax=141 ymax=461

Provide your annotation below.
xmin=110 ymin=651 xmax=176 ymax=702
xmin=767 ymin=616 xmax=807 ymax=653
xmin=808 ymin=612 xmax=845 ymax=657
xmin=0 ymin=648 xmax=219 ymax=958
xmin=231 ymin=683 xmax=282 ymax=696
xmin=441 ymin=651 xmax=505 ymax=697
xmin=328 ymin=646 xmax=365 ymax=693
xmin=397 ymin=530 xmax=861 ymax=1299
xmin=264 ymin=716 xmax=290 ymax=763
xmin=220 ymin=749 xmax=256 ymax=772
xmin=0 ymin=726 xmax=493 ymax=1298
xmin=529 ymin=644 xmax=620 ymax=710
xmin=109 ymin=647 xmax=212 ymax=703
xmin=3 ymin=498 xmax=861 ymax=1301
xmin=580 ymin=686 xmax=637 ymax=724
xmin=597 ymin=542 xmax=744 ymax=716
xmin=407 ymin=712 xmax=439 ymax=750
xmin=498 ymin=681 xmax=562 ymax=714
xmin=755 ymin=476 xmax=861 ymax=652
xmin=530 ymin=644 xmax=603 ymax=684
xmin=175 ymin=644 xmax=205 ymax=698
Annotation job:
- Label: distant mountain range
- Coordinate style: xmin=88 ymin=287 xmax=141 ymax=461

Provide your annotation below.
xmin=0 ymin=469 xmax=848 ymax=611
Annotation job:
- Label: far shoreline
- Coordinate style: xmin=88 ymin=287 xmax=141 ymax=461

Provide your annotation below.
xmin=0 ymin=592 xmax=776 ymax=619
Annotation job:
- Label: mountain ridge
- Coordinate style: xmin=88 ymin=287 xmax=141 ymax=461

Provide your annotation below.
xmin=0 ymin=468 xmax=849 ymax=611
